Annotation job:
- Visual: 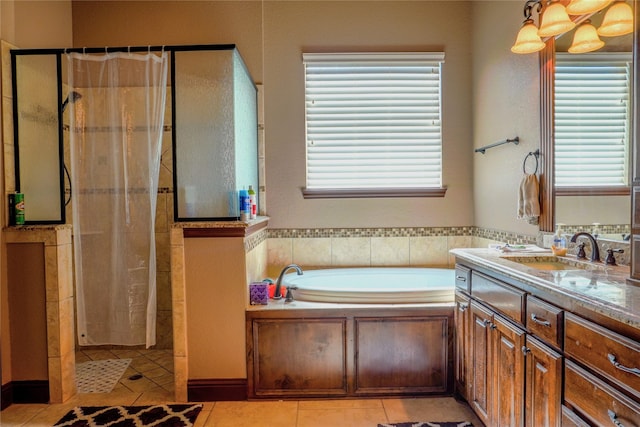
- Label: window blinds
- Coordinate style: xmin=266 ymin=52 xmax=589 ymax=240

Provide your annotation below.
xmin=303 ymin=52 xmax=445 ymax=190
xmin=554 ymin=52 xmax=631 ymax=187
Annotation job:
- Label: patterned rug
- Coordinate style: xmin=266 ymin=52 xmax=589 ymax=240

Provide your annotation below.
xmin=53 ymin=404 xmax=203 ymax=427
xmin=76 ymin=358 xmax=131 ymax=393
xmin=378 ymin=423 xmax=473 ymax=427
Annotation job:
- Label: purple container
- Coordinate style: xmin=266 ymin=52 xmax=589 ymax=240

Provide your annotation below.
xmin=249 ymin=282 xmax=269 ymax=305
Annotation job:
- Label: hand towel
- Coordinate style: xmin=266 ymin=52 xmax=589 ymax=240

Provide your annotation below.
xmin=517 ymin=174 xmax=540 ymax=225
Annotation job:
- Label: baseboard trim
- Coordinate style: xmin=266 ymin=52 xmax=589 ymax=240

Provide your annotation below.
xmin=1 ymin=382 xmax=13 ymax=410
xmin=5 ymin=380 xmax=49 ymax=406
xmin=187 ymin=378 xmax=247 ymax=401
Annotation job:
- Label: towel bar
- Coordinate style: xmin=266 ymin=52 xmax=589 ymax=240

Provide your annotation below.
xmin=475 ymin=137 xmax=519 ymax=154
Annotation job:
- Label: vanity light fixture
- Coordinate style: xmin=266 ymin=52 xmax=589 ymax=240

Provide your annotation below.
xmin=566 ymin=0 xmax=613 ymax=15
xmin=511 ymin=0 xmax=546 ymax=54
xmin=568 ymin=19 xmax=605 ymax=52
xmin=538 ymin=1 xmax=576 ymax=37
xmin=597 ymin=0 xmax=634 ymax=36
xmin=512 ymin=0 xmax=633 ymax=54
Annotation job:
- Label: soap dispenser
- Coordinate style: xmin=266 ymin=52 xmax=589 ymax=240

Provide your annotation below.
xmin=552 ymin=223 xmax=567 ymax=256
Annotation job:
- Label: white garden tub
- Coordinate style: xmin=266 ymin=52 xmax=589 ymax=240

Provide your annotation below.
xmin=281 ymin=267 xmax=455 ymax=304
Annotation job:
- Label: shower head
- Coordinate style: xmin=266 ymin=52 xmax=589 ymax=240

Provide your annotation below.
xmin=61 ymin=91 xmax=82 ymax=112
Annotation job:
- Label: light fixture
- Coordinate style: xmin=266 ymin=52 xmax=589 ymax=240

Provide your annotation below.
xmin=568 ymin=20 xmax=605 ymax=53
xmin=565 ymin=0 xmax=613 ymax=15
xmin=538 ymin=1 xmax=577 ymax=37
xmin=597 ymin=0 xmax=634 ymax=37
xmin=511 ymin=0 xmax=546 ymax=54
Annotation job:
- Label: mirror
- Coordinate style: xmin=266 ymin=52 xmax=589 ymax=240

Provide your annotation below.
xmin=544 ymin=2 xmax=633 ymax=242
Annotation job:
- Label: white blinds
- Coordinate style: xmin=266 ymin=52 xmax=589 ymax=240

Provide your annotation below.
xmin=303 ymin=52 xmax=444 ymax=190
xmin=554 ymin=52 xmax=631 ymax=187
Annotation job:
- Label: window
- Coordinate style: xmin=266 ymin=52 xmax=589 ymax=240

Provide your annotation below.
xmin=554 ymin=52 xmax=631 ymax=192
xmin=302 ymin=52 xmax=445 ymax=198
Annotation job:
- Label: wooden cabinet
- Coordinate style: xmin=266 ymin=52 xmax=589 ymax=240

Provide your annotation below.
xmin=565 ymin=360 xmax=640 ymax=426
xmin=565 ymin=312 xmax=640 ymax=400
xmin=492 ymin=313 xmax=526 ymax=427
xmin=454 ymin=291 xmax=470 ymax=401
xmin=454 ymin=257 xmax=640 ymax=427
xmin=456 ymin=268 xmax=562 ymax=427
xmin=524 ymin=335 xmax=562 ymax=427
xmin=469 ymin=300 xmax=493 ymax=426
xmin=247 ymin=306 xmax=453 ymax=399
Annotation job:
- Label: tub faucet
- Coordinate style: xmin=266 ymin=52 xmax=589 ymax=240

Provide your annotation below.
xmin=274 ymin=264 xmax=303 ymax=300
xmin=570 ymin=232 xmax=601 ymax=262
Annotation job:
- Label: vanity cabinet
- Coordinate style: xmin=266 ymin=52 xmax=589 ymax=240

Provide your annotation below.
xmin=454 ymin=266 xmax=562 ymax=427
xmin=453 ymin=254 xmax=640 ymax=427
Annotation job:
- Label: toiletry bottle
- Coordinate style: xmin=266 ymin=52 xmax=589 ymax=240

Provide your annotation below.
xmin=248 ymin=185 xmax=256 ymax=220
xmin=239 ymin=188 xmax=249 ymax=221
xmin=552 ymin=223 xmax=567 ymax=256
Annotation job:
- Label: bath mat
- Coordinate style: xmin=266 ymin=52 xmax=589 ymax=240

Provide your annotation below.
xmin=53 ymin=404 xmax=203 ymax=427
xmin=378 ymin=422 xmax=473 ymax=427
xmin=75 ymin=358 xmax=131 ymax=393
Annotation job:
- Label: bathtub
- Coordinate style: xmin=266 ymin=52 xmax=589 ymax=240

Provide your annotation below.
xmin=281 ymin=267 xmax=455 ymax=304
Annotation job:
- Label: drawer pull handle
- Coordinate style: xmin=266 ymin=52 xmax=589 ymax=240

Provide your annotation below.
xmin=608 ymin=409 xmax=626 ymax=427
xmin=521 ymin=346 xmax=530 ymax=356
xmin=530 ymin=313 xmax=551 ymax=327
xmin=456 ymin=276 xmax=467 ymax=282
xmin=608 ymin=353 xmax=640 ymax=377
xmin=483 ymin=319 xmax=492 ymax=326
xmin=458 ymin=303 xmax=468 ymax=312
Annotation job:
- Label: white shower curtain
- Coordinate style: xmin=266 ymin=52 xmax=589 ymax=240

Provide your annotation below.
xmin=67 ymin=51 xmax=168 ymax=347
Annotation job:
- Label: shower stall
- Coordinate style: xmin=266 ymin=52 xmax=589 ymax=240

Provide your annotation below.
xmin=9 ymin=44 xmax=257 ymax=399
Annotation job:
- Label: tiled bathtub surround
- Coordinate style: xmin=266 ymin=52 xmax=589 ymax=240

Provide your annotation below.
xmin=266 ymin=226 xmax=536 ymax=277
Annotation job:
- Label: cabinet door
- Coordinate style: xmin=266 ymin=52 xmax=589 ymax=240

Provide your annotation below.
xmin=455 ymin=291 xmax=470 ymax=400
xmin=492 ymin=314 xmax=526 ymax=427
xmin=470 ymin=300 xmax=494 ymax=426
xmin=525 ymin=335 xmax=562 ymax=427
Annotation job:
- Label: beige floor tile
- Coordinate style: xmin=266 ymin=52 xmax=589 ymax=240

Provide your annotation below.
xmin=298 ymin=398 xmax=383 ymax=410
xmin=14 ymin=403 xmax=76 ymax=427
xmin=382 ymin=397 xmax=482 ymax=425
xmin=297 ymin=407 xmax=388 ymax=427
xmin=129 ymin=357 xmax=163 ymax=373
xmin=131 ymin=387 xmax=176 ymax=405
xmin=205 ymin=400 xmax=298 ymax=427
xmin=0 ymin=403 xmax=49 ymax=426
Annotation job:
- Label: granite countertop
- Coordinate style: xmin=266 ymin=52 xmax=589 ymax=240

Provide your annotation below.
xmin=451 ymin=248 xmax=639 ymax=330
xmin=171 ymin=216 xmax=269 ymax=229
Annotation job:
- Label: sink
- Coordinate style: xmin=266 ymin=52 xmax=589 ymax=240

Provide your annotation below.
xmin=500 ymin=255 xmax=606 ymax=272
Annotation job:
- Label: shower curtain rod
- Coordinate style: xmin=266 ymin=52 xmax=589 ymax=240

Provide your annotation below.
xmin=11 ymin=43 xmax=237 ymax=56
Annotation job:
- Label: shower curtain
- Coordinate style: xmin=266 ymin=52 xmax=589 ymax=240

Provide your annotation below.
xmin=67 ymin=51 xmax=168 ymax=347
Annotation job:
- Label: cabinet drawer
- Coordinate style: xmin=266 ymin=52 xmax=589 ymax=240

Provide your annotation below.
xmin=565 ymin=312 xmax=640 ymax=399
xmin=561 ymin=406 xmax=589 ymax=427
xmin=454 ymin=264 xmax=471 ymax=293
xmin=526 ymin=295 xmax=563 ymax=349
xmin=565 ymin=360 xmax=640 ymax=426
xmin=471 ymin=272 xmax=525 ymax=324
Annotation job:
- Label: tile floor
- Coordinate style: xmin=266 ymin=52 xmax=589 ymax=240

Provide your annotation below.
xmin=2 ymin=349 xmax=483 ymax=427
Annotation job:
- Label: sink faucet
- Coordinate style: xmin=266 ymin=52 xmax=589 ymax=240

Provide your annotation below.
xmin=274 ymin=264 xmax=303 ymax=300
xmin=569 ymin=232 xmax=601 ymax=262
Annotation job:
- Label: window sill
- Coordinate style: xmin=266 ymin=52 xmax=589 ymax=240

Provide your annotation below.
xmin=302 ymin=187 xmax=447 ymax=199
xmin=555 ymin=186 xmax=630 ymax=197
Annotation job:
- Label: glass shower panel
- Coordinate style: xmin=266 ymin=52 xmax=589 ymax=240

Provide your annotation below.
xmin=13 ymin=54 xmax=63 ymax=223
xmin=233 ymin=50 xmax=259 ymax=213
xmin=173 ymin=47 xmax=258 ymax=220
